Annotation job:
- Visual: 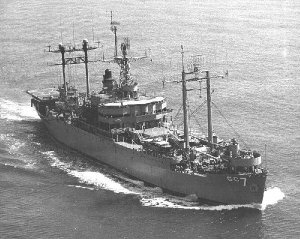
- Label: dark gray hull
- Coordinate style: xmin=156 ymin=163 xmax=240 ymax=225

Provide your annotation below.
xmin=41 ymin=115 xmax=266 ymax=205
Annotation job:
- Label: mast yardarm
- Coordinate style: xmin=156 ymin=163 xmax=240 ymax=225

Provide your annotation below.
xmin=179 ymin=49 xmax=224 ymax=150
xmin=47 ymin=40 xmax=98 ymax=98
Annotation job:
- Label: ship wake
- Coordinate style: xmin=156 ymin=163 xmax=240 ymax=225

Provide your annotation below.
xmin=0 ymin=98 xmax=39 ymax=121
xmin=41 ymin=150 xmax=285 ymax=211
xmin=0 ymin=133 xmax=38 ymax=170
xmin=139 ymin=186 xmax=285 ymax=211
xmin=41 ymin=150 xmax=137 ymax=195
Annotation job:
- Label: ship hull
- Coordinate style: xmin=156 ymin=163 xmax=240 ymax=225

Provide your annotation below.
xmin=40 ymin=115 xmax=266 ymax=205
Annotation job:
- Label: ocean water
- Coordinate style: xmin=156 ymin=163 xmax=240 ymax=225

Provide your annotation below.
xmin=0 ymin=0 xmax=299 ymax=238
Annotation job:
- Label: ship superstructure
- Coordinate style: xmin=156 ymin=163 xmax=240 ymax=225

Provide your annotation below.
xmin=27 ymin=17 xmax=267 ymax=205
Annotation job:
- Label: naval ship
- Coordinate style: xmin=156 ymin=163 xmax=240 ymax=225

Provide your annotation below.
xmin=27 ymin=19 xmax=267 ymax=205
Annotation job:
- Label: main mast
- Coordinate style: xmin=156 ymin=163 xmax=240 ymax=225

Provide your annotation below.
xmin=205 ymin=70 xmax=213 ymax=146
xmin=58 ymin=43 xmax=67 ymax=97
xmin=181 ymin=46 xmax=189 ymax=151
xmin=82 ymin=39 xmax=90 ymax=97
xmin=179 ymin=50 xmax=217 ymax=151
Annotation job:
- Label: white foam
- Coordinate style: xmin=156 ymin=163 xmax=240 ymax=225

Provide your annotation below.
xmin=0 ymin=133 xmax=40 ymax=170
xmin=41 ymin=151 xmax=72 ymax=170
xmin=113 ymin=174 xmax=145 ymax=187
xmin=139 ymin=187 xmax=285 ymax=211
xmin=140 ymin=195 xmax=252 ymax=211
xmin=0 ymin=133 xmax=25 ymax=154
xmin=41 ymin=150 xmax=137 ymax=195
xmin=41 ymin=150 xmax=285 ymax=211
xmin=261 ymin=187 xmax=285 ymax=210
xmin=0 ymin=98 xmax=39 ymax=121
xmin=67 ymin=185 xmax=95 ymax=191
xmin=8 ymin=140 xmax=25 ymax=154
xmin=0 ymin=133 xmax=14 ymax=140
xmin=69 ymin=171 xmax=135 ymax=194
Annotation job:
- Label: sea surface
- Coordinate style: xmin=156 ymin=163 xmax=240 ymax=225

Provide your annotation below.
xmin=0 ymin=0 xmax=299 ymax=238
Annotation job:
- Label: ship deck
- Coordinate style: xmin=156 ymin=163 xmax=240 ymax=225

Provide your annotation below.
xmin=135 ymin=127 xmax=170 ymax=138
xmin=27 ymin=88 xmax=59 ymax=100
xmin=115 ymin=141 xmax=143 ymax=151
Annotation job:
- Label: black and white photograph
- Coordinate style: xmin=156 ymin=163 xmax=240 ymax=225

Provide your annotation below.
xmin=0 ymin=0 xmax=298 ymax=238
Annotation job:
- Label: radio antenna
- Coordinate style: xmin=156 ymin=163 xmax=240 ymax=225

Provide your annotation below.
xmin=72 ymin=21 xmax=75 ymax=46
xmin=91 ymin=11 xmax=95 ymax=42
xmin=60 ymin=17 xmax=63 ymax=43
xmin=110 ymin=11 xmax=120 ymax=57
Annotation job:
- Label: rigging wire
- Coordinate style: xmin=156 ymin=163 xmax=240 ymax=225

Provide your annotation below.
xmin=191 ymin=112 xmax=205 ymax=134
xmin=67 ymin=63 xmax=71 ymax=84
xmin=264 ymin=144 xmax=268 ymax=169
xmin=177 ymin=100 xmax=207 ymax=127
xmin=173 ymin=104 xmax=183 ymax=121
xmin=57 ymin=66 xmax=61 ymax=86
xmin=59 ymin=16 xmax=63 ymax=43
xmin=187 ymin=97 xmax=191 ymax=136
xmin=74 ymin=59 xmax=77 ymax=88
xmin=211 ymin=101 xmax=249 ymax=149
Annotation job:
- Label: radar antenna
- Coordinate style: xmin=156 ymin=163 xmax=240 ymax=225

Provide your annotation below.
xmin=110 ymin=11 xmax=120 ymax=57
xmin=98 ymin=14 xmax=151 ymax=90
